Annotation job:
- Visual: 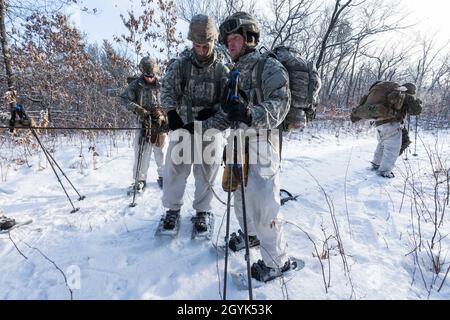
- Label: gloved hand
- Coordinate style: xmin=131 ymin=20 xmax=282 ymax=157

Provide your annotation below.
xmin=167 ymin=110 xmax=184 ymax=131
xmin=8 ymin=117 xmax=34 ymax=130
xmin=135 ymin=106 xmax=149 ymax=121
xmin=183 ymin=122 xmax=195 ymax=134
xmin=20 ymin=119 xmax=32 ymax=127
xmin=150 ymin=107 xmax=167 ymax=128
xmin=305 ymin=108 xmax=316 ymax=122
xmin=350 ymin=110 xmax=361 ymax=123
xmin=221 ymin=98 xmax=239 ymax=114
xmin=196 ymin=106 xmax=219 ymax=121
xmin=224 ymin=101 xmax=252 ymax=125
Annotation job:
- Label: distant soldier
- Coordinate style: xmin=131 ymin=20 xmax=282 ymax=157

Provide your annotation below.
xmin=351 ymin=82 xmax=423 ymax=177
xmin=121 ymin=57 xmax=168 ymax=193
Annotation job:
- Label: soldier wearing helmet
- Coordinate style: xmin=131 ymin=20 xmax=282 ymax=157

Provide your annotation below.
xmin=121 ymin=56 xmax=168 ymax=193
xmin=217 ymin=12 xmax=292 ymax=283
xmin=159 ymin=14 xmax=229 ymax=235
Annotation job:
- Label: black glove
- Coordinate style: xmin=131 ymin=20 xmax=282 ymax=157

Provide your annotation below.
xmin=135 ymin=106 xmax=149 ymax=120
xmin=223 ymin=101 xmax=252 ymax=125
xmin=221 ymin=99 xmax=238 ymax=114
xmin=196 ymin=106 xmax=219 ymax=121
xmin=167 ymin=110 xmax=184 ymax=131
xmin=305 ymin=108 xmax=316 ymax=122
xmin=150 ymin=107 xmax=167 ymax=128
xmin=350 ymin=110 xmax=361 ymax=123
xmin=183 ymin=122 xmax=195 ymax=134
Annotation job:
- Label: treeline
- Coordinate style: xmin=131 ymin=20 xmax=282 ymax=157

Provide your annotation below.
xmin=1 ymin=0 xmax=449 ymax=129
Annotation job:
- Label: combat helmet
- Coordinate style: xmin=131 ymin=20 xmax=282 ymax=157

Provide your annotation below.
xmin=139 ymin=57 xmax=159 ymax=76
xmin=187 ymin=14 xmax=218 ymax=44
xmin=219 ymin=12 xmax=260 ymax=47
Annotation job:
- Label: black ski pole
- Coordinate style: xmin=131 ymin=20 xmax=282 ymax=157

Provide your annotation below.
xmin=15 ymin=104 xmax=85 ymax=200
xmin=130 ymin=127 xmax=147 ymax=208
xmin=413 ymin=115 xmax=419 ymax=156
xmin=33 ymin=134 xmax=85 ymax=201
xmin=405 ymin=115 xmax=411 ymax=160
xmin=222 ymin=68 xmax=253 ymax=300
xmin=223 ymin=145 xmax=234 ymax=300
xmin=235 ymin=136 xmax=253 ymax=300
xmin=30 ymin=129 xmax=80 ymax=213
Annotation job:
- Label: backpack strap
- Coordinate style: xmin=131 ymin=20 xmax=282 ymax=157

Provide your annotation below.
xmin=180 ymin=56 xmax=194 ymax=123
xmin=251 ymin=53 xmax=284 ymax=161
xmin=307 ymin=61 xmax=315 ymax=105
xmin=214 ymin=61 xmax=224 ymax=102
xmin=251 ymin=55 xmax=270 ymax=105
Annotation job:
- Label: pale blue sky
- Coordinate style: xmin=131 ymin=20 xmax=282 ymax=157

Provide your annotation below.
xmin=67 ymin=0 xmax=449 ymax=54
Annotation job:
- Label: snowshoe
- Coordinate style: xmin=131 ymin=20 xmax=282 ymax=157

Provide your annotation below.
xmin=0 ymin=217 xmax=32 ymax=234
xmin=155 ymin=210 xmax=181 ymax=237
xmin=157 ymin=177 xmax=163 ymax=189
xmin=228 ymin=230 xmax=260 ymax=252
xmin=231 ymin=257 xmax=305 ymax=290
xmin=0 ymin=215 xmax=16 ymax=231
xmin=370 ymin=162 xmax=380 ymax=171
xmin=251 ymin=259 xmax=292 ymax=282
xmin=377 ymin=171 xmax=394 ymax=178
xmin=127 ymin=180 xmax=146 ymax=196
xmin=191 ymin=212 xmax=214 ymax=240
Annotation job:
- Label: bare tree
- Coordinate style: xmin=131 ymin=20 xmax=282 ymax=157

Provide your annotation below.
xmin=0 ymin=0 xmax=14 ymax=87
xmin=360 ymin=44 xmax=410 ymax=80
xmin=259 ymin=0 xmax=316 ymax=50
xmin=114 ymin=0 xmax=159 ymax=67
xmin=1 ymin=0 xmax=94 ymax=94
xmin=409 ymin=34 xmax=450 ymax=93
xmin=176 ymin=0 xmax=256 ymax=25
xmin=157 ymin=0 xmax=183 ymax=61
xmin=316 ymin=0 xmax=353 ymax=69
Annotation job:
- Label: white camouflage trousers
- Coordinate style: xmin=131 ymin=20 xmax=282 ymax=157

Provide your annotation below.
xmin=233 ymin=137 xmax=287 ymax=269
xmin=133 ymin=130 xmax=168 ymax=182
xmin=162 ymin=130 xmax=222 ymax=212
xmin=372 ymin=122 xmax=402 ymax=173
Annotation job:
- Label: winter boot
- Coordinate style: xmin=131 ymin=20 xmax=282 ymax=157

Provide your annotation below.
xmin=192 ymin=212 xmax=209 ymax=233
xmin=157 ymin=177 xmax=163 ymax=189
xmin=127 ymin=180 xmax=146 ymax=195
xmin=0 ymin=215 xmax=16 ymax=231
xmin=163 ymin=209 xmax=180 ymax=230
xmin=228 ymin=229 xmax=260 ymax=252
xmin=251 ymin=259 xmax=292 ymax=282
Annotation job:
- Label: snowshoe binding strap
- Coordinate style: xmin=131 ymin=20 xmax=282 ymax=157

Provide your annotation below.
xmin=163 ymin=210 xmax=180 ymax=230
xmin=280 ymin=189 xmax=299 ymax=205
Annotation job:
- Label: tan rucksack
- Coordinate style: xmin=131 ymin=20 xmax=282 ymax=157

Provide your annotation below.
xmin=351 ymin=81 xmax=406 ymax=122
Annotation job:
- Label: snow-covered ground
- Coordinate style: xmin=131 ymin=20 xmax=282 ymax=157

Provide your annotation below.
xmin=0 ymin=123 xmax=449 ymax=300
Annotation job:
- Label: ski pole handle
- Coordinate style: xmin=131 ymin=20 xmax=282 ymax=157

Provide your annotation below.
xmin=229 ymin=69 xmax=240 ymax=104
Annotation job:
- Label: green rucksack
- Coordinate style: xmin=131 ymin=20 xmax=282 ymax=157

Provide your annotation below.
xmin=253 ymin=46 xmax=322 ymax=131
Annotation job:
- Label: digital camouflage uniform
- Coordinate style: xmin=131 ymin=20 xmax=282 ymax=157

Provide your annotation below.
xmin=218 ymin=12 xmax=291 ymax=271
xmin=228 ymin=50 xmax=290 ymax=269
xmin=121 ymin=75 xmax=167 ymax=183
xmin=160 ymin=16 xmax=229 ymax=216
